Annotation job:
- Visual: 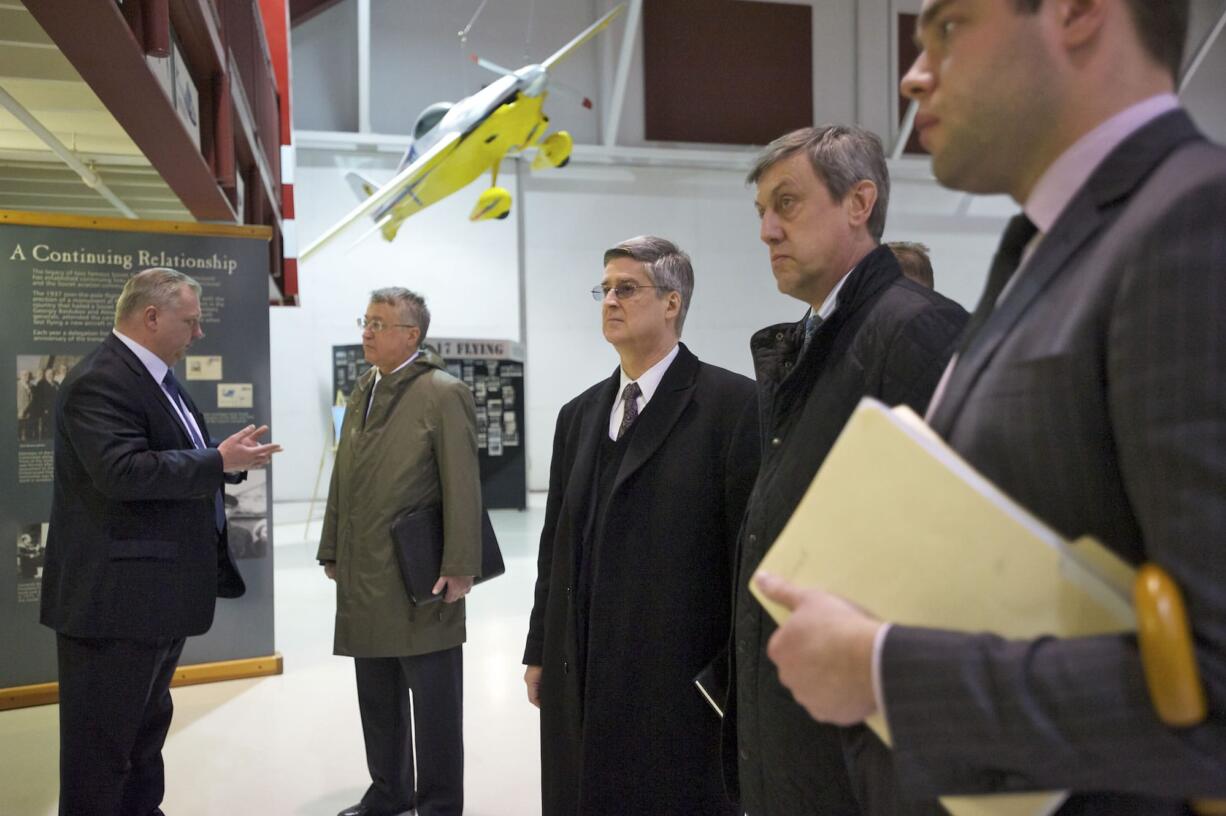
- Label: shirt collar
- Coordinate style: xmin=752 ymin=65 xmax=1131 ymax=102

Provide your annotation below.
xmin=1025 ymin=93 xmax=1180 ymax=233
xmin=810 ymin=263 xmax=857 ymax=324
xmin=618 ymin=343 xmax=680 ymax=405
xmin=372 ymin=350 xmax=419 ymax=386
xmin=112 ymin=329 xmax=169 ymax=385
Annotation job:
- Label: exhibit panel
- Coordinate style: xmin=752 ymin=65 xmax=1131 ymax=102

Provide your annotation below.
xmin=0 ymin=210 xmax=277 ymax=700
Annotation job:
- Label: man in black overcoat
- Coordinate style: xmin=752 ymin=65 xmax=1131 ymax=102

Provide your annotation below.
xmin=730 ymin=125 xmax=968 ymax=816
xmin=523 ymin=236 xmax=760 ymax=815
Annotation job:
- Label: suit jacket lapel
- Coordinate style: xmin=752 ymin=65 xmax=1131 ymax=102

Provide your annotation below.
xmin=104 ymin=334 xmax=194 ymax=447
xmin=929 ymin=110 xmax=1201 ymax=437
xmin=613 ymin=343 xmax=698 ymax=493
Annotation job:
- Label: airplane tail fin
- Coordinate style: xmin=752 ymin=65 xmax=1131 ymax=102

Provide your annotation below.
xmin=345 ymin=171 xmax=380 ymax=202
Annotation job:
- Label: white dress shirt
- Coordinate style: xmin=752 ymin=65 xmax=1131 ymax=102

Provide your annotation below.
xmin=607 ymin=343 xmax=680 ymax=440
xmin=366 ymin=351 xmax=419 ymax=419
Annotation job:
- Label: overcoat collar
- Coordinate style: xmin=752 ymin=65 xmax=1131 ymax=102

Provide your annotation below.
xmin=352 ymin=348 xmax=444 ymax=431
xmin=928 ymin=110 xmax=1201 ymax=437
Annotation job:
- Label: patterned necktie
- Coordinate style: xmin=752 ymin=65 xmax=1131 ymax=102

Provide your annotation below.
xmin=616 ymin=382 xmax=642 ymax=440
xmin=957 ymin=213 xmax=1038 ymax=353
xmin=804 ymin=312 xmax=823 ymax=345
xmin=163 ymin=369 xmax=227 ymax=533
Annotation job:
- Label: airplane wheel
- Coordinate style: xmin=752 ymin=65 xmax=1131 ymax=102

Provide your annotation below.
xmin=497 ymin=211 xmax=510 ymax=220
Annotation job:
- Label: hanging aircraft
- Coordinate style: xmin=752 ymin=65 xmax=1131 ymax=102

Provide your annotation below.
xmin=300 ymin=4 xmax=625 ymax=261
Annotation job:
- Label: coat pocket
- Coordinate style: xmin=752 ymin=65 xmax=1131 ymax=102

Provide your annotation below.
xmin=109 ymin=539 xmax=180 ymax=561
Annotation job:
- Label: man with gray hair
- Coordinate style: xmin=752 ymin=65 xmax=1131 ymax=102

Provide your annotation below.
xmin=729 ymin=126 xmax=967 ymax=815
xmin=320 ymin=287 xmax=482 ymax=816
xmin=524 ymin=236 xmax=760 ymax=814
xmin=42 ymin=266 xmax=280 ymax=816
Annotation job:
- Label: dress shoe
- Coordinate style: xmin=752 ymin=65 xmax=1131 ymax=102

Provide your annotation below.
xmin=336 ymin=804 xmax=414 ymax=816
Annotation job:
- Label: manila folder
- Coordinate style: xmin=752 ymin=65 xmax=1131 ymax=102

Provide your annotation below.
xmin=749 ymin=397 xmax=1136 ymax=816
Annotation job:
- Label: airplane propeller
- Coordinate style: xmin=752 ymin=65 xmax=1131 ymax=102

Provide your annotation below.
xmin=469 ymin=54 xmax=593 ymax=108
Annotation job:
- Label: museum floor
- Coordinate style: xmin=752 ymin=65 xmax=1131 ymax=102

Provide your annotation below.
xmin=0 ymin=502 xmax=549 ymax=816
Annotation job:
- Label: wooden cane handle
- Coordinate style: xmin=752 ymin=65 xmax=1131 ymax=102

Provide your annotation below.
xmin=1132 ymin=565 xmax=1226 ymax=815
xmin=1133 ymin=563 xmax=1206 ymax=726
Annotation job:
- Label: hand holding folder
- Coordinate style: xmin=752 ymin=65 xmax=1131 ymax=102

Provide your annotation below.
xmin=750 ymin=398 xmax=1137 ymax=816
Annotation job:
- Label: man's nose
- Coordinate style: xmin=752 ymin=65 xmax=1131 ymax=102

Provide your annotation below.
xmin=602 ymin=287 xmax=619 ymax=306
xmin=900 ymin=51 xmax=932 ymax=101
xmin=760 ymin=211 xmax=783 ymax=244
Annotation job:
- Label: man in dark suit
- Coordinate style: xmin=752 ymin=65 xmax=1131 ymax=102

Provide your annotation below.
xmin=41 ymin=267 xmax=281 ymax=816
xmin=756 ymin=0 xmax=1226 ymax=809
xmin=523 ymin=236 xmax=760 ymax=815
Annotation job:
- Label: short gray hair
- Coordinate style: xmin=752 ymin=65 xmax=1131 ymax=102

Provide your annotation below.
xmin=747 ymin=125 xmax=891 ymax=242
xmin=114 ymin=267 xmax=202 ymax=325
xmin=603 ymin=235 xmax=694 ymax=336
xmin=370 ymin=286 xmax=430 ymax=339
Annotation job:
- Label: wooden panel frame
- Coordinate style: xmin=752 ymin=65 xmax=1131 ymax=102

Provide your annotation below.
xmin=0 ymin=654 xmax=284 ymax=711
xmin=0 ymin=208 xmax=271 ymax=240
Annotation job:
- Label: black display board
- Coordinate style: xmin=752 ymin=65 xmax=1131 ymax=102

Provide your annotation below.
xmin=331 ymin=338 xmax=526 ymax=510
xmin=0 ymin=212 xmax=274 ymax=690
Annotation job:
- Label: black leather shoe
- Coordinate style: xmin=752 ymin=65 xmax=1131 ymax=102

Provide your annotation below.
xmin=336 ymin=805 xmax=374 ymax=816
xmin=336 ymin=805 xmax=414 ymax=816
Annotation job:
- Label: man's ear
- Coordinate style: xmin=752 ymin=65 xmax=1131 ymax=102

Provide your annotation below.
xmin=1052 ymin=0 xmax=1107 ymax=51
xmin=844 ymin=180 xmax=878 ymax=230
xmin=143 ymin=305 xmax=160 ymax=331
xmin=668 ymin=290 xmax=682 ymax=317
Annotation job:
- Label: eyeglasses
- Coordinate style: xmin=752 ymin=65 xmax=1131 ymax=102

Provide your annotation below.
xmin=357 ymin=317 xmax=416 ymax=333
xmin=590 ymin=282 xmax=663 ymax=302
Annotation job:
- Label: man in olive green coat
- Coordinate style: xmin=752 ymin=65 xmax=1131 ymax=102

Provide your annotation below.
xmin=318 ymin=287 xmax=483 ymax=816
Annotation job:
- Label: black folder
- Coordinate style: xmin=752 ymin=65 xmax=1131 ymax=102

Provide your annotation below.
xmin=390 ymin=505 xmax=504 ymax=605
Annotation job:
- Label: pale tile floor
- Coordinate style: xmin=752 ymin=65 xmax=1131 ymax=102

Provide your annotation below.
xmin=0 ymin=504 xmax=548 ymax=816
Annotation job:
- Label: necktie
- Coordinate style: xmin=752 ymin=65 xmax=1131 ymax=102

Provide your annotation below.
xmin=616 ymin=382 xmax=642 ymax=440
xmin=804 ymin=312 xmax=823 ymax=345
xmin=163 ymin=370 xmax=227 ymax=533
xmin=957 ymin=213 xmax=1038 ymax=354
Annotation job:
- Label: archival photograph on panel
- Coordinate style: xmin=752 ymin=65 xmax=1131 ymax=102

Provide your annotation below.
xmin=225 ymin=468 xmax=269 ymax=560
xmin=16 ymin=354 xmax=82 ymax=443
xmin=15 ymin=522 xmax=48 ymax=603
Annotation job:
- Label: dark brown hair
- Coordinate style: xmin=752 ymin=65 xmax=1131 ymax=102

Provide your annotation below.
xmin=1012 ymin=0 xmax=1188 ymax=80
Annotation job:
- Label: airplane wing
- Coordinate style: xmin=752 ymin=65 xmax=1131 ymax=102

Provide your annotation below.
xmin=541 ymin=4 xmax=625 ymax=71
xmin=299 ymin=130 xmax=463 ymax=261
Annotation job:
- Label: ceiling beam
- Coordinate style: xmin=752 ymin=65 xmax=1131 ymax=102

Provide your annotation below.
xmin=0 ymin=83 xmax=136 ymax=217
xmin=22 ymin=0 xmax=235 ymax=220
xmin=603 ymin=0 xmax=642 ymax=147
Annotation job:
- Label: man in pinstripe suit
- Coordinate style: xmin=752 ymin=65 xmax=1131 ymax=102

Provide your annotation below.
xmin=755 ymin=0 xmax=1226 ymax=811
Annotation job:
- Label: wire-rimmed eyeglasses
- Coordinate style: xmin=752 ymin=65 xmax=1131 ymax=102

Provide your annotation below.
xmin=357 ymin=317 xmax=416 ymax=333
xmin=590 ymin=282 xmax=663 ymax=302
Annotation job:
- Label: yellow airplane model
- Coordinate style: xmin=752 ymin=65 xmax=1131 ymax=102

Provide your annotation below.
xmin=300 ymin=4 xmax=625 ymax=261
